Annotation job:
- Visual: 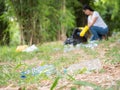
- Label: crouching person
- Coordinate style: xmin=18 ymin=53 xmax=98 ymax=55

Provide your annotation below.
xmin=82 ymin=5 xmax=108 ymax=41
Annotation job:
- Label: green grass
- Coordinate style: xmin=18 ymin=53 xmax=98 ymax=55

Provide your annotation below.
xmin=0 ymin=46 xmax=38 ymax=62
xmin=0 ymin=32 xmax=120 ymax=89
xmin=105 ymin=46 xmax=120 ymax=64
xmin=81 ymin=46 xmax=99 ymax=58
xmin=0 ymin=42 xmax=64 ymax=88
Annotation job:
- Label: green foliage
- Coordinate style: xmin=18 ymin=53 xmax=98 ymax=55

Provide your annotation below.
xmin=67 ymin=74 xmax=76 ymax=81
xmin=50 ymin=76 xmax=60 ymax=90
xmin=9 ymin=21 xmax=20 ymax=45
xmin=6 ymin=0 xmax=76 ymax=44
xmin=74 ymin=81 xmax=103 ymax=90
xmin=64 ymin=74 xmax=103 ymax=90
xmin=0 ymin=0 xmax=9 ymax=45
xmin=1 ymin=0 xmax=120 ymax=45
xmin=94 ymin=0 xmax=120 ymax=32
xmin=71 ymin=87 xmax=77 ymax=90
xmin=76 ymin=67 xmax=87 ymax=74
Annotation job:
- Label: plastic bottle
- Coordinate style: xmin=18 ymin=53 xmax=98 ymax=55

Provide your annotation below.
xmin=21 ymin=65 xmax=56 ymax=78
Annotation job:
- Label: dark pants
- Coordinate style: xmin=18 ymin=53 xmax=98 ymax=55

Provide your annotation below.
xmin=90 ymin=26 xmax=108 ymax=41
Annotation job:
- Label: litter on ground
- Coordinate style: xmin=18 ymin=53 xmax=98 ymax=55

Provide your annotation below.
xmin=67 ymin=59 xmax=102 ymax=74
xmin=64 ymin=41 xmax=98 ymax=52
xmin=16 ymin=44 xmax=38 ymax=52
xmin=21 ymin=64 xmax=56 ymax=78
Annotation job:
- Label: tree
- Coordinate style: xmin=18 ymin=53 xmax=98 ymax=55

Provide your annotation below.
xmin=94 ymin=0 xmax=120 ymax=33
xmin=10 ymin=0 xmax=42 ymax=45
xmin=8 ymin=0 xmax=75 ymax=44
xmin=0 ymin=0 xmax=9 ymax=45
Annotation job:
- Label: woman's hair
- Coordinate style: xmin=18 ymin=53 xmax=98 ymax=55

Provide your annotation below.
xmin=83 ymin=5 xmax=94 ymax=11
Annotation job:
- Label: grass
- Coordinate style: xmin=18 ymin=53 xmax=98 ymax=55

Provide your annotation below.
xmin=0 ymin=46 xmax=37 ymax=62
xmin=102 ymin=34 xmax=120 ymax=64
xmin=105 ymin=46 xmax=120 ymax=64
xmin=0 ymin=42 xmax=64 ymax=88
xmin=0 ymin=33 xmax=120 ymax=89
xmin=81 ymin=46 xmax=99 ymax=58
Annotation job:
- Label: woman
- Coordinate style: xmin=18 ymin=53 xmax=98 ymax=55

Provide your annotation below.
xmin=83 ymin=5 xmax=108 ymax=41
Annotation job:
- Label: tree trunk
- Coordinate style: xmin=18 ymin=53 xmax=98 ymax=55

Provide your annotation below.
xmin=11 ymin=0 xmax=41 ymax=45
xmin=60 ymin=0 xmax=67 ymax=41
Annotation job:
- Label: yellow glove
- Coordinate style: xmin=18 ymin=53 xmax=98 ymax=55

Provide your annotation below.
xmin=80 ymin=25 xmax=89 ymax=37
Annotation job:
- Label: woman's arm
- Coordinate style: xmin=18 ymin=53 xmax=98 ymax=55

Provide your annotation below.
xmin=88 ymin=17 xmax=98 ymax=28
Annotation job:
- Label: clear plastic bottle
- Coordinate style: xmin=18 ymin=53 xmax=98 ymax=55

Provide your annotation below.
xmin=21 ymin=65 xmax=56 ymax=78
